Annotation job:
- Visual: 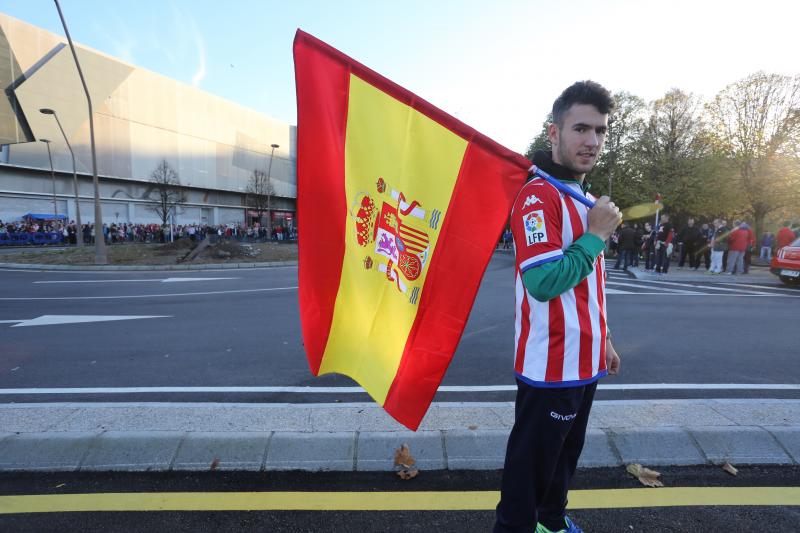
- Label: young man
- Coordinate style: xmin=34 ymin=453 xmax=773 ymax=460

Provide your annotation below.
xmin=495 ymin=81 xmax=622 ymax=533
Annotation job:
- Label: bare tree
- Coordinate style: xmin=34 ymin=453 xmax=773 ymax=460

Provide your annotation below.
xmin=707 ymin=72 xmax=800 ymax=242
xmin=145 ymin=159 xmax=186 ymax=226
xmin=246 ymin=168 xmax=275 ymax=234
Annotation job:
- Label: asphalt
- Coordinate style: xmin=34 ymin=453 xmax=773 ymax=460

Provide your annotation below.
xmin=1 ymin=253 xmax=797 ymax=474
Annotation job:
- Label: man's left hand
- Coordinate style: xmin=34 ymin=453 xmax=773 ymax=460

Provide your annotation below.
xmin=606 ymin=339 xmax=620 ymax=375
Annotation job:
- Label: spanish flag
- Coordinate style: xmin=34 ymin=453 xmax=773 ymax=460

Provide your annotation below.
xmin=294 ymin=30 xmax=530 ymax=430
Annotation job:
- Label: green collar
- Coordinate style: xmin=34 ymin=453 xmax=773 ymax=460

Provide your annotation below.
xmin=557 ymin=177 xmax=592 ymax=194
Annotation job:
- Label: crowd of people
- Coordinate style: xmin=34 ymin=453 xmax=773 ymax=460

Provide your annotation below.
xmin=0 ymin=219 xmax=297 ymax=245
xmin=609 ymin=217 xmax=799 ymax=275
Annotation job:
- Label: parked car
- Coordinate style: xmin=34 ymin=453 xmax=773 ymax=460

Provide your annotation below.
xmin=771 ymin=237 xmax=800 ymax=286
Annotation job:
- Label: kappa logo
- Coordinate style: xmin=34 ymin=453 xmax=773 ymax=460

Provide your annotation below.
xmin=522 ymin=209 xmax=548 ymax=246
xmin=523 ymin=194 xmax=543 ymax=208
xmin=550 ymin=411 xmax=577 ymax=422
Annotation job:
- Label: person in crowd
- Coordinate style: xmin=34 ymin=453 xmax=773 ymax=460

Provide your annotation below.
xmin=725 ymin=221 xmax=751 ymax=275
xmin=654 ymin=214 xmax=674 ymax=274
xmin=700 ymin=222 xmax=713 ymax=270
xmin=777 ymin=221 xmax=796 ymax=250
xmin=759 ymin=231 xmax=774 ymax=261
xmin=709 ymin=219 xmax=728 ymax=274
xmin=677 ymin=217 xmax=702 ymax=269
xmin=613 ymin=222 xmax=637 ymax=270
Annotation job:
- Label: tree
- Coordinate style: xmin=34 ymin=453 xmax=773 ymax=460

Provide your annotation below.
xmin=145 ymin=160 xmax=186 ymax=226
xmin=589 ymin=91 xmax=647 ymax=208
xmin=246 ymin=168 xmax=275 ymax=234
xmin=707 ymin=72 xmax=800 ymax=243
xmin=524 ymin=113 xmax=552 ymax=161
xmin=631 ymin=88 xmax=733 ymax=224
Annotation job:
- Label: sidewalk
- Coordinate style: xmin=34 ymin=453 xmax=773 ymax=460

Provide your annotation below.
xmin=1 ymin=400 xmax=797 ymax=472
xmin=624 ymin=264 xmax=776 ymax=284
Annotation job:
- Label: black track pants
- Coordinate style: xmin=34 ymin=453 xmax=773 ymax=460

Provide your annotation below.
xmin=493 ymin=379 xmax=597 ymax=533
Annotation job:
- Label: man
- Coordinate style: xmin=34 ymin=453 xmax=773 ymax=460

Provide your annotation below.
xmin=709 ymin=219 xmax=728 ymax=273
xmin=642 ymin=222 xmax=656 ymax=271
xmin=495 ymin=81 xmax=622 ymax=533
xmin=726 ymin=221 xmax=751 ymax=275
xmin=700 ymin=222 xmax=714 ymax=270
xmin=678 ymin=217 xmax=702 ymax=269
xmin=654 ymin=214 xmax=674 ymax=274
xmin=613 ymin=222 xmax=637 ymax=270
xmin=777 ymin=221 xmax=796 ymax=250
xmin=760 ymin=231 xmax=774 ymax=261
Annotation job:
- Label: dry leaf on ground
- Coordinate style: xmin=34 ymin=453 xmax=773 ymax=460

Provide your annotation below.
xmin=721 ymin=462 xmax=738 ymax=476
xmin=396 ymin=469 xmax=419 ymax=480
xmin=393 ymin=443 xmax=416 ymax=468
xmin=210 ymin=458 xmax=220 ymax=471
xmin=626 ymin=463 xmax=664 ymax=487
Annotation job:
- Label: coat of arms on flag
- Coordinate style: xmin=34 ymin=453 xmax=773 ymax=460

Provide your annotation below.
xmin=294 ymin=30 xmax=530 ymax=430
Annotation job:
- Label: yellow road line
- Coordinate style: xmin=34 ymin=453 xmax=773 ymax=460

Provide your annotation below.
xmin=1 ymin=488 xmax=799 ymax=514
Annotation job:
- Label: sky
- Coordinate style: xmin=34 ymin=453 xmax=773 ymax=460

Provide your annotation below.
xmin=3 ymin=0 xmax=798 ymax=153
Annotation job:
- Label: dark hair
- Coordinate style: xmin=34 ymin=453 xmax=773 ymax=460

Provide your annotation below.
xmin=552 ymin=81 xmax=615 ymax=126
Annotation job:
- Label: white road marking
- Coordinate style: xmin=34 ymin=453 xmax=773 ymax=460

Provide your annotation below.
xmin=34 ymin=277 xmax=238 ymax=284
xmin=4 ymin=315 xmax=171 ymax=328
xmin=716 ymin=282 xmax=799 ymax=293
xmin=0 ymin=384 xmax=798 ymax=395
xmin=0 ymin=286 xmax=298 ymax=301
xmin=632 ymin=278 xmax=774 ymax=295
xmin=605 ymin=281 xmax=703 ymax=294
xmin=605 ymin=288 xmax=634 ymax=294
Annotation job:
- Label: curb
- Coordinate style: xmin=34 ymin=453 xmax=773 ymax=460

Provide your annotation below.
xmin=0 ymin=426 xmax=796 ymax=473
xmin=1 ymin=400 xmax=797 ymax=472
xmin=625 ymin=266 xmax=775 ymax=284
xmin=0 ymin=260 xmax=298 ymax=271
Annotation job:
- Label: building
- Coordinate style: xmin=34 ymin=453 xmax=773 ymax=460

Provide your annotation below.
xmin=0 ymin=13 xmax=296 ymax=230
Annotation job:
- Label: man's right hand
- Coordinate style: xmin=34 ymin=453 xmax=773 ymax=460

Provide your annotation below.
xmin=587 ymin=196 xmax=622 ymax=241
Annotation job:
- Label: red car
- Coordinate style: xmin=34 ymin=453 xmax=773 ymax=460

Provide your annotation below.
xmin=771 ymin=237 xmax=800 ymax=286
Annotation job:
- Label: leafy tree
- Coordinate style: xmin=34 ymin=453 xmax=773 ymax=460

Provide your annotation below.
xmin=707 ymin=72 xmax=800 ymax=243
xmin=630 ymin=89 xmax=732 ymax=224
xmin=524 ymin=113 xmax=552 ymax=161
xmin=589 ymin=92 xmax=647 ymax=209
xmin=145 ymin=160 xmax=186 ymax=226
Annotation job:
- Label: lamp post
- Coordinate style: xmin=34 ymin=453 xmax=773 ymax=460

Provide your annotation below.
xmin=41 ymin=139 xmax=58 ymax=221
xmin=266 ymin=143 xmax=279 ymax=237
xmin=53 ymin=0 xmax=106 ymax=263
xmin=40 ymin=108 xmax=82 ymax=247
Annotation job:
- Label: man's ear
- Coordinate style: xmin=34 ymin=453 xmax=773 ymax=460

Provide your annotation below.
xmin=547 ymin=123 xmax=559 ymax=148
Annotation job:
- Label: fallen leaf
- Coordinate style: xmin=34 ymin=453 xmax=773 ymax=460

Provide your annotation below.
xmin=721 ymin=462 xmax=738 ymax=476
xmin=396 ymin=469 xmax=419 ymax=480
xmin=626 ymin=463 xmax=663 ymax=488
xmin=468 ymin=425 xmax=478 ymax=430
xmin=393 ymin=443 xmax=416 ymax=468
xmin=210 ymin=458 xmax=220 ymax=471
xmin=54 ymin=483 xmax=66 ymax=489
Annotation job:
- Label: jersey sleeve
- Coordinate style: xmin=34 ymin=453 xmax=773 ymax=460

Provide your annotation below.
xmin=510 ymin=179 xmax=564 ymax=273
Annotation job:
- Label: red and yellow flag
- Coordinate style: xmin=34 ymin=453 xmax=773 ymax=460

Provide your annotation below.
xmin=294 ymin=30 xmax=530 ymax=430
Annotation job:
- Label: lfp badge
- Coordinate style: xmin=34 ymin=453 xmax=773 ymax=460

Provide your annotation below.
xmin=523 ymin=209 xmax=548 ymax=245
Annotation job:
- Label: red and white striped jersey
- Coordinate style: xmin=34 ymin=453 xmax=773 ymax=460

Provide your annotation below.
xmin=510 ymin=177 xmax=607 ymax=387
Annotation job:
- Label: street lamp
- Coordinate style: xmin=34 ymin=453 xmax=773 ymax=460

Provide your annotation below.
xmin=40 ymin=108 xmax=82 ymax=247
xmin=266 ymin=143 xmax=279 ymax=235
xmin=53 ymin=0 xmax=106 ymax=263
xmin=40 ymin=139 xmax=58 ymax=221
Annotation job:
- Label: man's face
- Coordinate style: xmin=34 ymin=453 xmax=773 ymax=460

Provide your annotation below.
xmin=549 ymin=104 xmax=608 ymax=175
xmin=688 ymin=218 xmax=694 ymax=226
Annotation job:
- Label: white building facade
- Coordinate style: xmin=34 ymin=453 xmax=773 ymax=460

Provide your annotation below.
xmin=0 ymin=13 xmax=296 ymax=229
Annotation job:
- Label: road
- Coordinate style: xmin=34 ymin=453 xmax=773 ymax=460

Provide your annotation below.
xmin=2 ymin=466 xmax=799 ymax=532
xmin=1 ymin=254 xmax=799 ymax=404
